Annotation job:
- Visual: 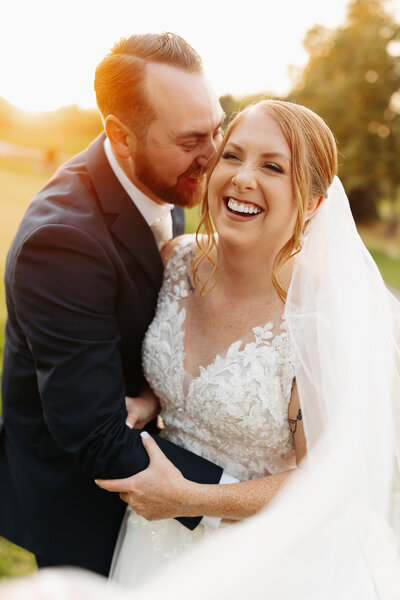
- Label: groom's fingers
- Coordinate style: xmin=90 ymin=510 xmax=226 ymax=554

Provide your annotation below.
xmin=125 ymin=397 xmax=139 ymax=428
xmin=94 ymin=477 xmax=131 ymax=493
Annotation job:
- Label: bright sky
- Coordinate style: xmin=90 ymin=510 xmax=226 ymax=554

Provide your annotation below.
xmin=2 ymin=0 xmax=400 ymax=112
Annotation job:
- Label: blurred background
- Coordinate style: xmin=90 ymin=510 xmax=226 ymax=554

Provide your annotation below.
xmin=1 ymin=0 xmax=400 ymax=579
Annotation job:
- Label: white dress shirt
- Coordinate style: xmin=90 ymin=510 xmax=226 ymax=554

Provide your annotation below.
xmin=103 ymin=138 xmax=237 ymax=528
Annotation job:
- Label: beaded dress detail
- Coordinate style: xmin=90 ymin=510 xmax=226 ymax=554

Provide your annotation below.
xmin=110 ymin=236 xmax=296 ymax=588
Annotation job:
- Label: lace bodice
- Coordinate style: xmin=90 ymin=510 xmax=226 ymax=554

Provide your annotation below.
xmin=142 ymin=236 xmax=297 ymax=481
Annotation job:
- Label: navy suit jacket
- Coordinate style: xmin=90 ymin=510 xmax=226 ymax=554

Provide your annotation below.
xmin=0 ymin=135 xmax=222 ymax=575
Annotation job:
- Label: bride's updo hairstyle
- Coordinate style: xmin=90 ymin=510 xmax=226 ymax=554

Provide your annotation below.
xmin=193 ymin=100 xmax=338 ymax=301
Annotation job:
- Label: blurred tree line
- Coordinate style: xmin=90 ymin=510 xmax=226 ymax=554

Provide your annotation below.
xmin=221 ymin=0 xmax=400 ymax=225
xmin=0 ymin=98 xmax=102 ymax=156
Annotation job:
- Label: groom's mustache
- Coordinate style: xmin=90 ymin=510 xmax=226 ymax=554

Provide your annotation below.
xmin=179 ymin=163 xmax=205 ymax=181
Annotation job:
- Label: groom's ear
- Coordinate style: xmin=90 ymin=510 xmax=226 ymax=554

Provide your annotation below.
xmin=105 ymin=115 xmax=138 ymax=160
xmin=306 ymin=195 xmax=323 ymax=220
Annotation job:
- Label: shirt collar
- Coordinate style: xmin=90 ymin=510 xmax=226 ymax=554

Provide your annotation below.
xmin=103 ymin=137 xmax=173 ymax=227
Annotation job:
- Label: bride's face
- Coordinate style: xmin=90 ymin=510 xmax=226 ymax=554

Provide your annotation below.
xmin=207 ymin=107 xmax=297 ymax=253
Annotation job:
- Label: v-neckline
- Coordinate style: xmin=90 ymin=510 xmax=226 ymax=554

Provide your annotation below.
xmin=162 ymin=236 xmax=287 ymax=393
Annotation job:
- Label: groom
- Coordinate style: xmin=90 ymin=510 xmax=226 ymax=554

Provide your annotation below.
xmin=0 ymin=33 xmax=225 ymax=576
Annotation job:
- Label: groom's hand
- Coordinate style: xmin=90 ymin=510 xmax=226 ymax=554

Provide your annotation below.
xmin=95 ymin=432 xmax=199 ymax=520
xmin=125 ymin=386 xmax=159 ymax=429
xmin=125 ymin=395 xmax=158 ymax=429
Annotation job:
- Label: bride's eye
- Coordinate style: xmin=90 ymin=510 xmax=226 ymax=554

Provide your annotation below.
xmin=222 ymin=152 xmax=240 ymax=160
xmin=263 ymin=163 xmax=283 ymax=174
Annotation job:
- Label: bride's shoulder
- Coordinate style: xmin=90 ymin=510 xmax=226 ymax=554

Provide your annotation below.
xmin=160 ymin=234 xmax=198 ymax=267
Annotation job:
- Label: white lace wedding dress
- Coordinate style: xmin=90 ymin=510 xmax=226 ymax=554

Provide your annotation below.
xmin=109 ymin=236 xmax=297 ymax=588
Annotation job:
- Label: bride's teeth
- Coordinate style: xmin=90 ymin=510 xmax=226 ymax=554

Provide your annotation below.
xmin=227 ymin=198 xmax=261 ymax=215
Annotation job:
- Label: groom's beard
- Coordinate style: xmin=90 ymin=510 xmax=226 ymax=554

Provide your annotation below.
xmin=134 ymin=152 xmax=204 ymax=209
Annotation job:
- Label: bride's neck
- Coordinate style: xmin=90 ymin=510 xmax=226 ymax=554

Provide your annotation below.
xmin=215 ymin=239 xmax=291 ymax=299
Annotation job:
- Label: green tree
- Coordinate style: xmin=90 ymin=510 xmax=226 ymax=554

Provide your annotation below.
xmin=290 ymin=0 xmax=400 ymax=223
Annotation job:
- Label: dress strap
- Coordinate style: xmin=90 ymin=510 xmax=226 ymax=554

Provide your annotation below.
xmin=162 ymin=235 xmax=196 ymax=302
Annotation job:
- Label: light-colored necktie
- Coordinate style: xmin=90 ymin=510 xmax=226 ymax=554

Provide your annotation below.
xmin=150 ymin=210 xmax=173 ymax=249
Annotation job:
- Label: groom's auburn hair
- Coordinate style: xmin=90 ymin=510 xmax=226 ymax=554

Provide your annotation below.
xmin=193 ymin=100 xmax=338 ymax=301
xmin=95 ymin=32 xmax=203 ymax=136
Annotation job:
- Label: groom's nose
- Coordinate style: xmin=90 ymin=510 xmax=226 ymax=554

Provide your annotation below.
xmin=196 ymin=136 xmax=220 ymax=167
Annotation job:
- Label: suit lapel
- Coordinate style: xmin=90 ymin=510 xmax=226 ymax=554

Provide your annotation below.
xmin=85 ymin=135 xmax=163 ymax=290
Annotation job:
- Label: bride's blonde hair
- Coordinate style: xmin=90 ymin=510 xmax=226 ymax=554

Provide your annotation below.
xmin=193 ymin=100 xmax=338 ymax=301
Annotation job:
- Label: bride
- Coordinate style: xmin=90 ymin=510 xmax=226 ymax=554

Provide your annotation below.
xmin=93 ymin=99 xmax=400 ymax=596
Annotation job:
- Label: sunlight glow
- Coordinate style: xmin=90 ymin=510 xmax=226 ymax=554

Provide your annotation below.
xmin=1 ymin=0 xmax=400 ymax=112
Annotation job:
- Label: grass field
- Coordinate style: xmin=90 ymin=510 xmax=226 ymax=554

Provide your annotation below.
xmin=358 ymin=223 xmax=400 ymax=289
xmin=0 ymin=538 xmax=35 ymax=579
xmin=0 ymin=154 xmax=399 ymax=580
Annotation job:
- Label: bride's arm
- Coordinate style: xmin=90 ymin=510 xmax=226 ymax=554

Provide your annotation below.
xmin=96 ymin=382 xmax=306 ymax=521
xmin=288 ymin=381 xmax=306 ymax=462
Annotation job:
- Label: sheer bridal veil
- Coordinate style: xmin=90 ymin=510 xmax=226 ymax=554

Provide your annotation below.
xmin=1 ymin=177 xmax=400 ymax=599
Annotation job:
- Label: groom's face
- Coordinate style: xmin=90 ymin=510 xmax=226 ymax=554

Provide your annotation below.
xmin=130 ymin=63 xmax=224 ymax=207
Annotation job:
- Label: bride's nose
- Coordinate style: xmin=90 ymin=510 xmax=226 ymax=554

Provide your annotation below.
xmin=231 ymin=166 xmax=257 ymax=191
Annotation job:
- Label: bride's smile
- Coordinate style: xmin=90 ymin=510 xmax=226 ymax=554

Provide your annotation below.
xmin=224 ymin=196 xmax=263 ymax=218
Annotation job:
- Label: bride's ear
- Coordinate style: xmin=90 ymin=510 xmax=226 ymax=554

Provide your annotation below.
xmin=305 ymin=195 xmax=323 ymax=221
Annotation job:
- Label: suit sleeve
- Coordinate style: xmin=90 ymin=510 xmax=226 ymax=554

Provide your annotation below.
xmin=12 ymin=225 xmax=222 ymax=492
